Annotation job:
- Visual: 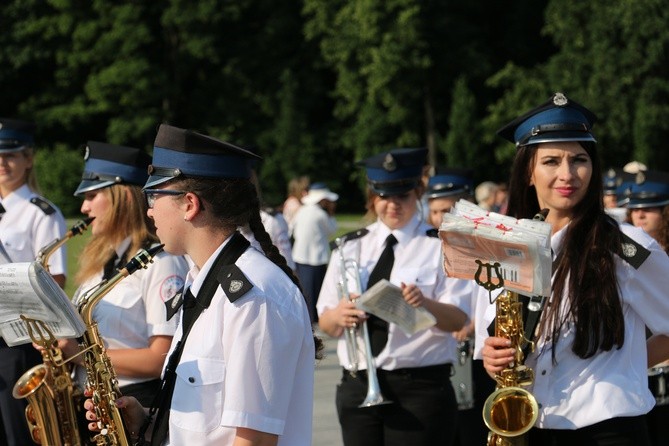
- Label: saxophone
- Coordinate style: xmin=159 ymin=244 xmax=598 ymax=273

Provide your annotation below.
xmin=12 ymin=217 xmax=94 ymax=446
xmin=482 ymin=290 xmax=539 ymax=446
xmin=482 ymin=209 xmax=547 ymax=446
xmin=76 ymin=245 xmax=163 ymax=446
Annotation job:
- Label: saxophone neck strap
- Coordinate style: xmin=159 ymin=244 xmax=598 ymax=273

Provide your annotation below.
xmin=144 ymin=232 xmax=250 ymax=446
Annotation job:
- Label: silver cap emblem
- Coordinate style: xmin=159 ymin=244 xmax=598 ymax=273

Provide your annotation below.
xmin=382 ymin=154 xmax=397 ymax=172
xmin=553 ymin=92 xmax=568 ymax=106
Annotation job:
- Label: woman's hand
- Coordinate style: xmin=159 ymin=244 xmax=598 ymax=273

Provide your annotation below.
xmin=481 ymin=336 xmax=515 ymax=377
xmin=318 ymin=295 xmax=368 ymax=338
xmin=57 ymin=339 xmax=83 ymax=365
xmin=400 ymin=282 xmax=424 ymax=307
xmin=83 ymin=394 xmax=146 ymax=437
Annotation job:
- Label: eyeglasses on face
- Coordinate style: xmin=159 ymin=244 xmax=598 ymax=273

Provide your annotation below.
xmin=144 ymin=189 xmax=187 ymax=208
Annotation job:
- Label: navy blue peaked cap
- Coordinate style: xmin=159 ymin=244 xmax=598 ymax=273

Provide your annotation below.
xmin=357 ymin=148 xmax=427 ymax=196
xmin=145 ymin=124 xmax=260 ymax=188
xmin=497 ymin=92 xmax=598 ymax=148
xmin=619 ymin=170 xmax=669 ymax=209
xmin=74 ymin=142 xmax=151 ymax=196
xmin=426 ymin=167 xmax=474 ymax=199
xmin=0 ymin=118 xmax=35 ymax=152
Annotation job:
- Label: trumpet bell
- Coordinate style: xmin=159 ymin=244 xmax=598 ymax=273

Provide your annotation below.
xmin=483 ymin=386 xmax=538 ymax=437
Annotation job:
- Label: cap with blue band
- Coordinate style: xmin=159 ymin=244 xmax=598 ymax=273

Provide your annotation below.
xmin=357 ymin=148 xmax=427 ymax=196
xmin=74 ymin=141 xmax=151 ymax=196
xmin=144 ymin=124 xmax=260 ymax=188
xmin=0 ymin=118 xmax=35 ymax=152
xmin=619 ymin=170 xmax=669 ymax=209
xmin=497 ymin=92 xmax=598 ymax=148
xmin=426 ymin=167 xmax=473 ymax=199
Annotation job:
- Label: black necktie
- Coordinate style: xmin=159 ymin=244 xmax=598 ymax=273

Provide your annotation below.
xmin=102 ymin=253 xmax=118 ymax=281
xmin=366 ymin=234 xmax=397 ymax=356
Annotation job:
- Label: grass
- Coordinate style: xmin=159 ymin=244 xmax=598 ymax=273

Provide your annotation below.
xmin=62 ymin=213 xmax=366 ymax=296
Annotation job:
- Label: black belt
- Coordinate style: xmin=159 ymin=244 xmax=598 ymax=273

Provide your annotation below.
xmin=343 ymin=363 xmax=452 ymax=380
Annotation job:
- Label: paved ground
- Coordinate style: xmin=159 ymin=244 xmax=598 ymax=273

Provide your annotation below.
xmin=312 ymin=331 xmax=344 ymax=446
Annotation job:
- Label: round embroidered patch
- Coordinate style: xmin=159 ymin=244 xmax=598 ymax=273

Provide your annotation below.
xmin=160 ymin=274 xmax=185 ymax=302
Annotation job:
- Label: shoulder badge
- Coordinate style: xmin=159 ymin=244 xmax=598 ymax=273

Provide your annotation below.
xmin=618 ymin=232 xmax=651 ymax=269
xmin=30 ymin=197 xmax=56 ymax=215
xmin=329 ymin=228 xmax=370 ymax=251
xmin=425 ymin=228 xmax=439 ymax=238
xmin=163 ymin=288 xmax=184 ymax=321
xmin=217 ymin=264 xmax=253 ymax=303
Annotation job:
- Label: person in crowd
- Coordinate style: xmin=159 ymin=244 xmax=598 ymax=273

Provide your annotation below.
xmin=317 ymin=148 xmax=471 ymax=446
xmin=474 ymin=181 xmax=498 ymax=211
xmin=282 ymin=175 xmax=310 ymax=227
xmin=0 ymin=118 xmax=67 ymax=445
xmin=602 ymin=168 xmax=630 ymax=223
xmin=618 ymin=169 xmax=669 ymax=446
xmin=57 ymin=142 xmax=189 ymax=409
xmin=87 ymin=124 xmax=318 ymax=446
xmin=425 ymin=167 xmax=474 ymax=228
xmin=425 ymin=168 xmax=494 ymax=446
xmin=477 ymin=92 xmax=669 ymax=446
xmin=493 ymin=182 xmax=508 ymax=214
xmin=291 ymin=182 xmax=338 ymax=323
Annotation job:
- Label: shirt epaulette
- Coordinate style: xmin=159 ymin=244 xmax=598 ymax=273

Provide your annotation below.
xmin=217 ymin=264 xmax=253 ymax=303
xmin=329 ymin=228 xmax=370 ymax=251
xmin=30 ymin=197 xmax=56 ymax=215
xmin=262 ymin=206 xmax=278 ymax=217
xmin=425 ymin=228 xmax=439 ymax=238
xmin=618 ymin=232 xmax=651 ymax=269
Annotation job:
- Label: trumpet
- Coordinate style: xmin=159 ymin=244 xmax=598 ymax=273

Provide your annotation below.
xmin=334 ymin=235 xmax=390 ymax=408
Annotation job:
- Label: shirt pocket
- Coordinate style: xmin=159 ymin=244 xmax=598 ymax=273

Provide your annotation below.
xmin=170 ymin=356 xmax=226 ymax=433
xmin=393 ymin=266 xmax=438 ymax=295
xmin=3 ymin=230 xmax=27 ymax=256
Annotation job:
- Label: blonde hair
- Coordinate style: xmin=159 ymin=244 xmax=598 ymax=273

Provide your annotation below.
xmin=21 ymin=147 xmax=41 ymax=193
xmin=287 ymin=176 xmax=310 ymax=198
xmin=76 ymin=184 xmax=157 ymax=283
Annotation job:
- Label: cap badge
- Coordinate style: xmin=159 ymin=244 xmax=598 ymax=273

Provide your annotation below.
xmin=229 ymin=280 xmax=244 ymax=294
xmin=84 ymin=145 xmax=90 ymax=161
xmin=635 ymin=171 xmax=646 ymax=185
xmin=382 ymin=154 xmax=397 ymax=172
xmin=553 ymin=92 xmax=568 ymax=107
xmin=621 ymin=242 xmax=637 ymax=258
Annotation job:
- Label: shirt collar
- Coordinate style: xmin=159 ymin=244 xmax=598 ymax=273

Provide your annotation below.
xmin=375 ymin=213 xmax=422 ymax=247
xmin=185 ymin=235 xmax=234 ymax=296
xmin=1 ymin=184 xmax=32 ymax=208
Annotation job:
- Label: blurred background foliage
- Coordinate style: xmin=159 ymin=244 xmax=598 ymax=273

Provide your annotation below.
xmin=1 ymin=0 xmax=667 ymax=216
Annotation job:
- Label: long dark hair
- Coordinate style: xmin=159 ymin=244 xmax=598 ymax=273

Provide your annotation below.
xmin=170 ymin=176 xmax=324 ymax=360
xmin=507 ymin=142 xmax=624 ymax=360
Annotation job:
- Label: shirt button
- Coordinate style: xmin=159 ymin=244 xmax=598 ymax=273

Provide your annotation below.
xmin=538 ymin=403 xmax=543 ymax=409
xmin=541 ymin=370 xmax=546 ymax=375
xmin=188 ymin=377 xmax=195 ymax=383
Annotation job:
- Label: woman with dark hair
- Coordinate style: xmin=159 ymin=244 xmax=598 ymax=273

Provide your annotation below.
xmin=476 ymin=93 xmax=669 ymax=446
xmin=87 ymin=124 xmax=319 ymax=446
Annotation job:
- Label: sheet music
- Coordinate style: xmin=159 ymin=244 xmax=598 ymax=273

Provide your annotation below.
xmin=0 ymin=261 xmax=85 ymax=346
xmin=439 ymin=200 xmax=553 ymax=297
xmin=356 ymin=279 xmax=437 ymax=335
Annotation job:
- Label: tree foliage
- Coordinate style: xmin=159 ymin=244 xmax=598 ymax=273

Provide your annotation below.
xmin=0 ymin=0 xmax=666 ymax=215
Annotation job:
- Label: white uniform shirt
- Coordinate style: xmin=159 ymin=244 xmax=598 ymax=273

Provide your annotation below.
xmin=474 ymin=223 xmax=669 ymax=429
xmin=74 ymin=238 xmax=188 ymax=387
xmin=164 ymin=239 xmax=315 ymax=446
xmin=317 ymin=215 xmax=473 ymax=370
xmin=291 ymin=203 xmax=336 ymax=265
xmin=261 ymin=210 xmax=295 ymax=270
xmin=0 ymin=184 xmax=66 ymax=272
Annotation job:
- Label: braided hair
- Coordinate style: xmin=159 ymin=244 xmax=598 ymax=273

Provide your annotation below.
xmin=170 ymin=176 xmax=324 ymax=360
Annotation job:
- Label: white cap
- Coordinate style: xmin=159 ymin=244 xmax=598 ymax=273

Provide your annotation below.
xmin=302 ymin=186 xmax=338 ymax=205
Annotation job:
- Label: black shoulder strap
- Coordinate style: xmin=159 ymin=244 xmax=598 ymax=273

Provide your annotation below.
xmin=618 ymin=232 xmax=651 ymax=269
xmin=329 ymin=228 xmax=369 ymax=250
xmin=425 ymin=228 xmax=439 ymax=238
xmin=147 ymin=232 xmax=250 ymax=446
xmin=30 ymin=197 xmax=56 ymax=215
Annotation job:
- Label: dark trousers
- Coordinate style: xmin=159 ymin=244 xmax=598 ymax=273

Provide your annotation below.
xmin=295 ymin=263 xmax=327 ymax=323
xmin=529 ymin=415 xmax=651 ymax=446
xmin=336 ymin=364 xmax=458 ymax=446
xmin=646 ymin=403 xmax=669 ymax=446
xmin=120 ymin=378 xmax=162 ymax=407
xmin=0 ymin=342 xmax=42 ymax=446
